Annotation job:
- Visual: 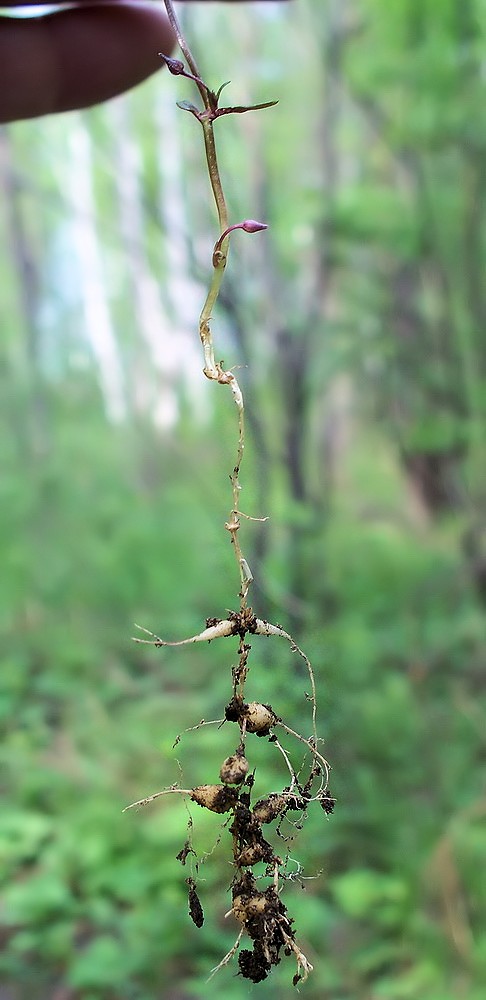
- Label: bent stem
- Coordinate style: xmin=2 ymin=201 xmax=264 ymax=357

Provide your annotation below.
xmin=198 ymin=117 xmax=249 ymax=605
xmin=164 ymin=0 xmax=254 ymax=610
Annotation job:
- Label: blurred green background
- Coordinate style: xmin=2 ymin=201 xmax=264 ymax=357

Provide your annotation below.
xmin=1 ymin=1 xmax=486 ymax=997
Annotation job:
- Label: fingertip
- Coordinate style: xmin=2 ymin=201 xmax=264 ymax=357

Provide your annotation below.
xmin=0 ymin=4 xmax=176 ymax=123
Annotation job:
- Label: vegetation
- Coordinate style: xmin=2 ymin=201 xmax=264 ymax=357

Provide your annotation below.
xmin=1 ymin=1 xmax=485 ymax=998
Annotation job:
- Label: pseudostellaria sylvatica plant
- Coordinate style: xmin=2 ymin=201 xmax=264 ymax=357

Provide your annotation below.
xmin=125 ymin=0 xmax=335 ymax=985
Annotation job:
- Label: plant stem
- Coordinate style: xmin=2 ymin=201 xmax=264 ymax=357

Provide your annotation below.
xmin=162 ymin=0 xmax=251 ymax=610
xmin=163 ymin=0 xmax=209 ymax=107
xmin=201 ymin=120 xmax=229 ymax=234
xmin=198 ymin=119 xmax=230 ymax=372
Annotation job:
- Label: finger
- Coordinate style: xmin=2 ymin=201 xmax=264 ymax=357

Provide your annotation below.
xmin=0 ymin=1 xmax=286 ymax=5
xmin=0 ymin=4 xmax=175 ymax=123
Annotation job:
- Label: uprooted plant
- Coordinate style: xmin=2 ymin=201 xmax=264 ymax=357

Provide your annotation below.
xmin=125 ymin=0 xmax=334 ymax=985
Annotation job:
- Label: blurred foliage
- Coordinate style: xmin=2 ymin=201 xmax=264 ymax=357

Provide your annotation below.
xmin=1 ymin=1 xmax=486 ymax=998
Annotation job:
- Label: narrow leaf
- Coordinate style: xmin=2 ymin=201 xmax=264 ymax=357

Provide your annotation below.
xmin=176 ymin=100 xmax=201 ymax=118
xmin=215 ymin=100 xmax=278 ymax=118
xmin=215 ymin=80 xmax=232 ymax=102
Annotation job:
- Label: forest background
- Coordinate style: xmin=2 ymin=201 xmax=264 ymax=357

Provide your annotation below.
xmin=1 ymin=1 xmax=486 ymax=998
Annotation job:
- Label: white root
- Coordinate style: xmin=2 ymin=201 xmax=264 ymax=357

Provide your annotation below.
xmin=123 ymin=787 xmax=191 ymax=812
xmin=254 ymin=619 xmax=319 ymax=746
xmin=281 ymin=929 xmax=314 ymax=982
xmin=207 ymin=928 xmax=244 ymax=981
xmin=133 ymin=619 xmax=235 ymax=646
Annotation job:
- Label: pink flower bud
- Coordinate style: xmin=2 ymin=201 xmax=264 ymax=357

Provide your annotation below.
xmin=212 ymin=220 xmax=269 ymax=265
xmin=240 ymin=219 xmax=268 ymax=233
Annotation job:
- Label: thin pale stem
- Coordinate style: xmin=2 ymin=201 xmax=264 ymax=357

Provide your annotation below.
xmin=194 ymin=118 xmax=251 ymax=607
xmin=225 ymin=376 xmax=252 ymax=606
xmin=163 ymin=0 xmax=209 ymax=106
xmin=199 ymin=266 xmax=224 ymax=376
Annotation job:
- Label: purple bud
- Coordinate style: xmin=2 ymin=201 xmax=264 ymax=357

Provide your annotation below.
xmin=240 ymin=219 xmax=268 ymax=233
xmin=213 ymin=219 xmax=269 ymax=265
xmin=159 ymin=54 xmax=186 ymax=75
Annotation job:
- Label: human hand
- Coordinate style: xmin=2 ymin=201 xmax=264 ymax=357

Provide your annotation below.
xmin=0 ymin=0 xmax=287 ymax=124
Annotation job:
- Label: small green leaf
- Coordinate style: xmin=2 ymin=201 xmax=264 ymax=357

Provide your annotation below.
xmin=215 ymin=80 xmax=231 ymax=102
xmin=215 ymin=100 xmax=278 ymax=118
xmin=176 ymin=100 xmax=201 ymax=118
